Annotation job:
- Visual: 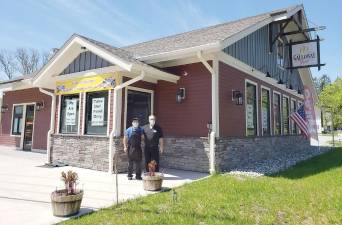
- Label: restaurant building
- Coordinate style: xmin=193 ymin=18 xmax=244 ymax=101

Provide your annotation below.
xmin=0 ymin=5 xmax=319 ymax=173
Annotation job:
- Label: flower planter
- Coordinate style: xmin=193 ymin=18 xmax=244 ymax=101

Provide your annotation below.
xmin=142 ymin=172 xmax=164 ymax=191
xmin=51 ymin=189 xmax=83 ymax=217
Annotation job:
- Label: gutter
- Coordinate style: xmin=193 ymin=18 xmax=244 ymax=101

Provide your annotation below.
xmin=108 ymin=71 xmax=145 ymax=173
xmin=38 ymin=88 xmax=56 ymax=164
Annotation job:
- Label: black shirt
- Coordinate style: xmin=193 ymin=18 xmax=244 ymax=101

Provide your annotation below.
xmin=143 ymin=124 xmax=163 ymax=147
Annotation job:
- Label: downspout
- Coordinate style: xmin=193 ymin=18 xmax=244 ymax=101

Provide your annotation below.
xmin=38 ymin=88 xmax=56 ymax=164
xmin=197 ymin=51 xmax=218 ymax=174
xmin=108 ymin=71 xmax=145 ymax=173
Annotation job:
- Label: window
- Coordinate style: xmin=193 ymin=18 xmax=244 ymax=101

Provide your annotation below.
xmin=273 ymin=93 xmax=281 ymax=135
xmin=261 ymin=88 xmax=271 ymax=135
xmin=85 ymin=91 xmax=108 ymax=135
xmin=276 ymin=38 xmax=285 ymax=68
xmin=282 ymin=96 xmax=290 ymax=135
xmin=12 ymin=105 xmax=24 ymax=135
xmin=246 ymin=82 xmax=257 ymax=136
xmin=291 ymin=99 xmax=297 ymax=134
xmin=59 ymin=95 xmax=79 ymax=134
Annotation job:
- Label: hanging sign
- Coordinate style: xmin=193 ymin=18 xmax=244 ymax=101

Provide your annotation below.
xmin=56 ymin=73 xmax=119 ymax=95
xmin=303 ymin=85 xmax=318 ymax=140
xmin=246 ymin=104 xmax=254 ymax=128
xmin=288 ymin=36 xmax=325 ymax=70
xmin=65 ymin=99 xmax=77 ymax=126
xmin=91 ymin=97 xmax=105 ymax=126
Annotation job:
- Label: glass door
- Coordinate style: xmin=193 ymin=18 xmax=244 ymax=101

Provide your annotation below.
xmin=126 ymin=90 xmax=151 ymax=128
xmin=23 ymin=104 xmax=35 ymax=151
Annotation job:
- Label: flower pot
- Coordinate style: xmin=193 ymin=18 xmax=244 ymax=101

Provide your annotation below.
xmin=51 ymin=189 xmax=83 ymax=217
xmin=142 ymin=172 xmax=164 ymax=191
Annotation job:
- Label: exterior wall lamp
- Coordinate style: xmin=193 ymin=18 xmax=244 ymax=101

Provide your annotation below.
xmin=1 ymin=105 xmax=8 ymax=113
xmin=176 ymin=88 xmax=186 ymax=103
xmin=232 ymin=90 xmax=243 ymax=105
xmin=36 ymin=101 xmax=45 ymax=111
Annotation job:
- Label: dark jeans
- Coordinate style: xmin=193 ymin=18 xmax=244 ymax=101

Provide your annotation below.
xmin=144 ymin=146 xmax=160 ymax=172
xmin=128 ymin=159 xmax=142 ymax=178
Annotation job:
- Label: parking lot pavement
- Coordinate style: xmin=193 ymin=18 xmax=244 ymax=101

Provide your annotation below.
xmin=0 ymin=147 xmax=208 ymax=225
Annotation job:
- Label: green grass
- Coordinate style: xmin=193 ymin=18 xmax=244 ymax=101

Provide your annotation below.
xmin=60 ymin=148 xmax=342 ymax=225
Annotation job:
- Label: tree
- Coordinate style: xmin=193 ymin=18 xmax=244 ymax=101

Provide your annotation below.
xmin=0 ymin=50 xmax=17 ymax=79
xmin=319 ymin=77 xmax=342 ymax=130
xmin=0 ymin=48 xmax=49 ymax=80
xmin=314 ymin=74 xmax=331 ymax=94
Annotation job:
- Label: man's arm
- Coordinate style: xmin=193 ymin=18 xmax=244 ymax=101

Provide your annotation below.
xmin=123 ymin=135 xmax=128 ymax=153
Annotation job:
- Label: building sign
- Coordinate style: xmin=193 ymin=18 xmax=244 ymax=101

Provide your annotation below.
xmin=303 ymin=85 xmax=318 ymax=140
xmin=56 ymin=73 xmax=119 ymax=95
xmin=91 ymin=97 xmax=105 ymax=126
xmin=246 ymin=104 xmax=254 ymax=129
xmin=288 ymin=36 xmax=324 ymax=70
xmin=65 ymin=99 xmax=77 ymax=125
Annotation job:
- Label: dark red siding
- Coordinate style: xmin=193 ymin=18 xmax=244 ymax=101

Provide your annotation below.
xmin=219 ymin=61 xmax=303 ymax=137
xmin=0 ymin=88 xmax=52 ymax=150
xmin=155 ymin=62 xmax=212 ymax=137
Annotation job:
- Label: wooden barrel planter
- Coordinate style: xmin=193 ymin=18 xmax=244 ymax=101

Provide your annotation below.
xmin=51 ymin=189 xmax=83 ymax=217
xmin=142 ymin=172 xmax=164 ymax=191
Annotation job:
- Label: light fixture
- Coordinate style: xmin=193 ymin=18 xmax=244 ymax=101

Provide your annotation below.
xmin=81 ymin=46 xmax=87 ymax=50
xmin=289 ymin=84 xmax=293 ymax=90
xmin=1 ymin=105 xmax=8 ymax=113
xmin=278 ymin=79 xmax=283 ymax=85
xmin=232 ymin=90 xmax=243 ymax=105
xmin=266 ymin=72 xmax=271 ymax=78
xmin=176 ymin=88 xmax=186 ymax=103
xmin=298 ymin=88 xmax=302 ymax=94
xmin=36 ymin=101 xmax=44 ymax=111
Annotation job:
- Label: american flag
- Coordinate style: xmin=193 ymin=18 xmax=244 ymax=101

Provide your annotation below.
xmin=290 ymin=105 xmax=309 ymax=138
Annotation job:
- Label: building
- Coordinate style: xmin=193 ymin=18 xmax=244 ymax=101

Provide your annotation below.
xmin=0 ymin=5 xmax=318 ymax=173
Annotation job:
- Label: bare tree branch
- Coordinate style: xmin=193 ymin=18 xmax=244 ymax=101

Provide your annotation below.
xmin=15 ymin=48 xmax=40 ymax=75
xmin=0 ymin=49 xmax=17 ymax=79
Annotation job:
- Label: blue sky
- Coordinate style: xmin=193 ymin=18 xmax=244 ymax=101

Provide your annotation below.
xmin=0 ymin=0 xmax=340 ymax=80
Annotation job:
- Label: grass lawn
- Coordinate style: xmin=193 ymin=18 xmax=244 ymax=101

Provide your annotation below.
xmin=60 ymin=148 xmax=342 ymax=225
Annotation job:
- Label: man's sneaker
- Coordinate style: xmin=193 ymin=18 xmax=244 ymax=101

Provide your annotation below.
xmin=136 ymin=176 xmax=142 ymax=180
xmin=128 ymin=176 xmax=133 ymax=180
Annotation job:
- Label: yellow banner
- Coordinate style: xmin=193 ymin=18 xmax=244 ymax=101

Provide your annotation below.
xmin=56 ymin=73 xmax=119 ymax=95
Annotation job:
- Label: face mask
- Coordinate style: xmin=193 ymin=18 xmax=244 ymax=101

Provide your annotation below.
xmin=149 ymin=119 xmax=155 ymax=126
xmin=132 ymin=121 xmax=139 ymax=128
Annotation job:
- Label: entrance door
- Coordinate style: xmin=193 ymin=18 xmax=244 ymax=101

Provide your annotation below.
xmin=23 ymin=104 xmax=35 ymax=151
xmin=126 ymin=89 xmax=152 ymax=128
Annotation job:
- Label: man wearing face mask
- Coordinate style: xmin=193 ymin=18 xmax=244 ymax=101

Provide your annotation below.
xmin=123 ymin=117 xmax=144 ymax=180
xmin=143 ymin=115 xmax=164 ymax=172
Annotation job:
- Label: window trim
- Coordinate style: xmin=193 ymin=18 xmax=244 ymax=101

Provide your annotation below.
xmin=273 ymin=91 xmax=282 ymax=135
xmin=290 ymin=98 xmax=297 ymax=134
xmin=84 ymin=91 xmax=109 ymax=136
xmin=282 ymin=94 xmax=290 ymax=135
xmin=260 ymin=85 xmax=272 ymax=136
xmin=245 ymin=79 xmax=259 ymax=136
xmin=124 ymin=86 xmax=154 ymax=132
xmin=58 ymin=94 xmax=80 ymax=134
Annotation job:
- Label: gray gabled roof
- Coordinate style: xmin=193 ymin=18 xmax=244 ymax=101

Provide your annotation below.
xmin=123 ymin=5 xmax=299 ymax=58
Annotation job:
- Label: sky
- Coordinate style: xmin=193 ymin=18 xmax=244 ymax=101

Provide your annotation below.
xmin=0 ymin=0 xmax=340 ymax=81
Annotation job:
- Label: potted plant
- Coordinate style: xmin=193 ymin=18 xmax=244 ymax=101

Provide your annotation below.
xmin=142 ymin=160 xmax=164 ymax=191
xmin=51 ymin=170 xmax=83 ymax=217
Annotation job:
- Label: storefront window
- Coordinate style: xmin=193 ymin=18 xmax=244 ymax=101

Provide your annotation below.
xmin=282 ymin=96 xmax=289 ymax=135
xmin=273 ymin=93 xmax=281 ymax=135
xmin=85 ymin=91 xmax=108 ymax=135
xmin=246 ymin=82 xmax=257 ymax=136
xmin=261 ymin=88 xmax=271 ymax=135
xmin=59 ymin=95 xmax=79 ymax=134
xmin=12 ymin=105 xmax=24 ymax=135
xmin=291 ymin=99 xmax=297 ymax=134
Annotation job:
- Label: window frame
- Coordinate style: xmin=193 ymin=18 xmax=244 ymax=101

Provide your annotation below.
xmin=84 ymin=90 xmax=109 ymax=136
xmin=261 ymin=86 xmax=272 ymax=136
xmin=245 ymin=79 xmax=259 ymax=136
xmin=273 ymin=91 xmax=282 ymax=135
xmin=282 ymin=95 xmax=290 ymax=135
xmin=276 ymin=38 xmax=285 ymax=69
xmin=290 ymin=98 xmax=297 ymax=134
xmin=11 ymin=104 xmax=25 ymax=136
xmin=58 ymin=94 xmax=80 ymax=134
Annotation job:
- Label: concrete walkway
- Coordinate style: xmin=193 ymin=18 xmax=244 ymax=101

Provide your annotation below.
xmin=0 ymin=147 xmax=207 ymax=225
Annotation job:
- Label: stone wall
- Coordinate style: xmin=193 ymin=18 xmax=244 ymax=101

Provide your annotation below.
xmin=215 ymin=135 xmax=312 ymax=172
xmin=160 ymin=137 xmax=210 ymax=173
